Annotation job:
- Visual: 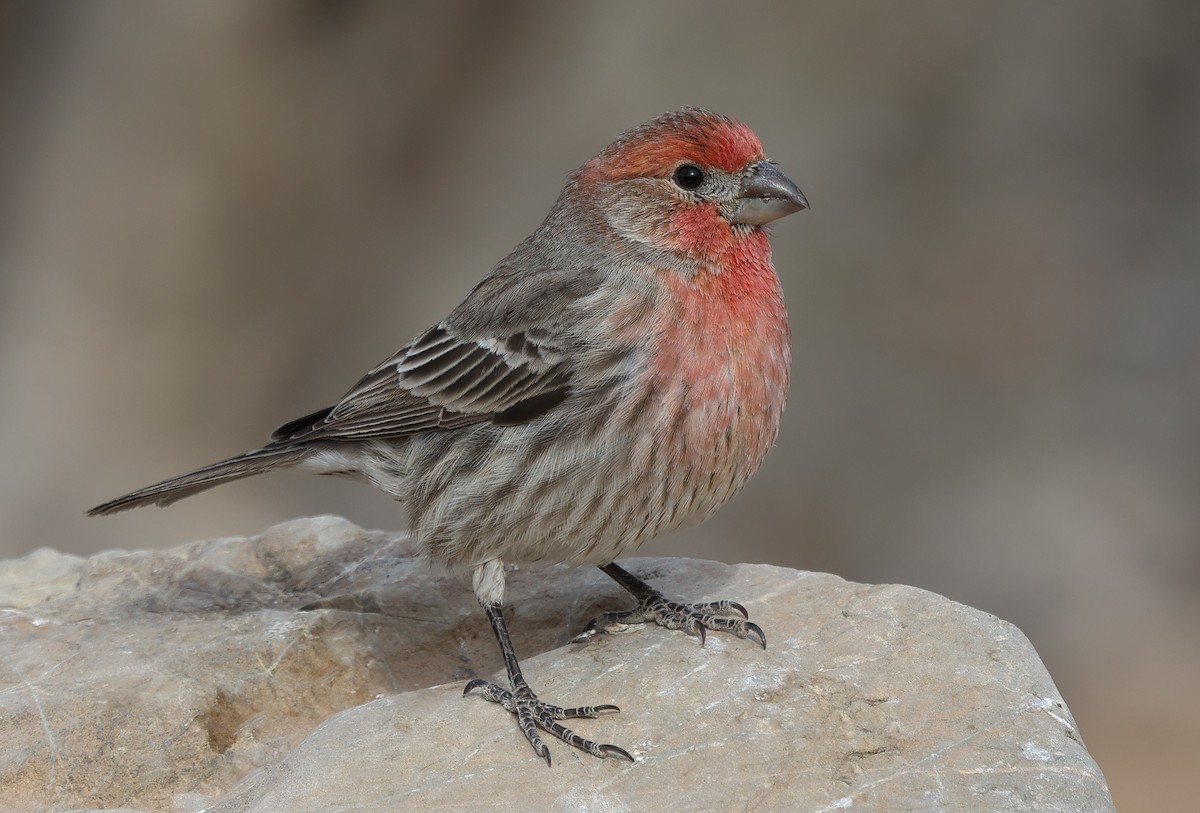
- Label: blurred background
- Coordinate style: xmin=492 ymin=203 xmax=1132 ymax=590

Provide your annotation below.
xmin=0 ymin=1 xmax=1196 ymax=809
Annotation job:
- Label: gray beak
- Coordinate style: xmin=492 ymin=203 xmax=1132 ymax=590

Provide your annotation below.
xmin=730 ymin=161 xmax=808 ymax=226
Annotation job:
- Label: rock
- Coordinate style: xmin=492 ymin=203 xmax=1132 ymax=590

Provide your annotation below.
xmin=0 ymin=547 xmax=87 ymax=609
xmin=0 ymin=517 xmax=1113 ymax=813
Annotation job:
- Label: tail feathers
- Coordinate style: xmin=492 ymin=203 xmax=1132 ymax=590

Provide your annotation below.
xmin=88 ymin=446 xmax=309 ymax=516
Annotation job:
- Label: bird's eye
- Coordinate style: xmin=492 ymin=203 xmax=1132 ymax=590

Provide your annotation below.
xmin=672 ymin=164 xmax=705 ymax=191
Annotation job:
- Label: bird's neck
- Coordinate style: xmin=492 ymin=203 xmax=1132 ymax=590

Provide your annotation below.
xmin=668 ymin=221 xmax=784 ymax=323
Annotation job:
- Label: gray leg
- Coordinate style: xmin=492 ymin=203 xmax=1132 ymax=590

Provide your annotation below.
xmin=465 ymin=602 xmax=634 ymax=766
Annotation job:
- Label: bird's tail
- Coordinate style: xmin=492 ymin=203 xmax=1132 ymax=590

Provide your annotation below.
xmin=87 ymin=445 xmax=309 ymax=516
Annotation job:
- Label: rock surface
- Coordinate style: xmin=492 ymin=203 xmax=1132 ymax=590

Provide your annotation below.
xmin=0 ymin=516 xmax=1113 ymax=813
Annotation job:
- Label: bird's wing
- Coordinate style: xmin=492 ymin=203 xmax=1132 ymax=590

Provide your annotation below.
xmin=270 ymin=265 xmax=601 ymax=444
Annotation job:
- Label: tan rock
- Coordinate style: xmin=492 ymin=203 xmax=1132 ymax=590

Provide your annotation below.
xmin=0 ymin=517 xmax=1113 ymax=812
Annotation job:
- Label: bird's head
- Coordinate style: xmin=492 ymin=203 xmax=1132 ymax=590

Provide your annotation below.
xmin=578 ymin=108 xmax=808 ymax=263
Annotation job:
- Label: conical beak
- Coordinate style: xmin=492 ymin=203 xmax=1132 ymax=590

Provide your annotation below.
xmin=730 ymin=161 xmax=809 ymax=226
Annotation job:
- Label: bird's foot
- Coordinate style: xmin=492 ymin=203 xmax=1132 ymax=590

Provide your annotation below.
xmin=583 ymin=590 xmax=767 ymax=649
xmin=463 ymin=679 xmax=634 ymax=766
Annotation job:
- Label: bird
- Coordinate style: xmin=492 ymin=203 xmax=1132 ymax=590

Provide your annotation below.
xmin=89 ymin=108 xmax=808 ymax=765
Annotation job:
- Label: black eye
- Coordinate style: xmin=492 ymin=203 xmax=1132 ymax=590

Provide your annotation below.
xmin=672 ymin=164 xmax=705 ymax=190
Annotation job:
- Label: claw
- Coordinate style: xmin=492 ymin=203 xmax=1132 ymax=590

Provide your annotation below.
xmin=558 ymin=702 xmax=620 ymax=719
xmin=600 ymin=743 xmax=636 ymax=762
xmin=729 ymin=601 xmax=749 ymax=619
xmin=744 ymin=621 xmax=767 ymax=649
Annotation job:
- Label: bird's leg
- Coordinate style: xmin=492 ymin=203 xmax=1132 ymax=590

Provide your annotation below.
xmin=463 ymin=561 xmax=634 ymax=766
xmin=585 ymin=562 xmax=767 ymax=649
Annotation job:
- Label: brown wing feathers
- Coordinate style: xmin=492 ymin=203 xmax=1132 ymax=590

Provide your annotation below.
xmin=269 ymin=323 xmax=572 ymax=445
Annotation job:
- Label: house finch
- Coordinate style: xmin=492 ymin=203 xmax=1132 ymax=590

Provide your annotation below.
xmin=90 ymin=108 xmax=807 ymax=765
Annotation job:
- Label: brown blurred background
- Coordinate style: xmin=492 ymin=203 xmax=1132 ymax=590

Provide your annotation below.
xmin=0 ymin=1 xmax=1196 ymax=809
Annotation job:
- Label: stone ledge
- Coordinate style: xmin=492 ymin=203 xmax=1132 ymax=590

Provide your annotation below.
xmin=0 ymin=516 xmax=1114 ymax=812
